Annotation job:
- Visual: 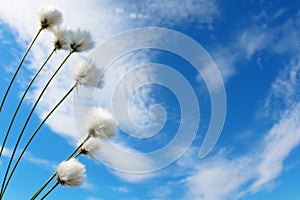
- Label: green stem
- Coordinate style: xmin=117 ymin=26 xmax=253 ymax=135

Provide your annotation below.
xmin=67 ymin=137 xmax=89 ymax=160
xmin=0 ymin=49 xmax=55 ymax=158
xmin=30 ymin=138 xmax=86 ymax=200
xmin=1 ymin=84 xmax=77 ymax=198
xmin=40 ymin=181 xmax=59 ymax=200
xmin=30 ymin=173 xmax=56 ymax=200
xmin=0 ymin=51 xmax=73 ymax=198
xmin=74 ymin=152 xmax=82 ymax=158
xmin=0 ymin=28 xmax=42 ymax=112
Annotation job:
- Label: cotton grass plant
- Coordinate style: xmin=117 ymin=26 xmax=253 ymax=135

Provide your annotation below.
xmin=86 ymin=107 xmax=117 ymax=139
xmin=38 ymin=7 xmax=63 ymax=30
xmin=69 ymin=29 xmax=95 ymax=53
xmin=56 ymin=158 xmax=87 ymax=187
xmin=40 ymin=158 xmax=86 ymax=200
xmin=0 ymin=6 xmax=114 ymax=200
xmin=0 ymin=59 xmax=104 ymax=198
xmin=80 ymin=137 xmax=102 ymax=158
xmin=31 ymin=107 xmax=116 ymax=199
xmin=0 ymin=34 xmax=95 ymax=198
xmin=0 ymin=7 xmax=63 ymax=111
xmin=0 ymin=26 xmax=70 ymax=158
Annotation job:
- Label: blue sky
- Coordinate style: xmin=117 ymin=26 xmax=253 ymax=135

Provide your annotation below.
xmin=0 ymin=0 xmax=300 ymax=200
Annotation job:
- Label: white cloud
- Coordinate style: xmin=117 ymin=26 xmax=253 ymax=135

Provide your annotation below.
xmin=0 ymin=146 xmax=11 ymax=157
xmin=0 ymin=0 xmax=219 ymax=140
xmin=0 ymin=148 xmax=57 ymax=171
xmin=237 ymin=11 xmax=300 ymax=59
xmin=112 ymin=186 xmax=130 ymax=193
xmin=198 ymin=10 xmax=299 ymax=88
xmin=183 ymin=103 xmax=300 ymax=199
xmin=0 ymin=28 xmax=4 ymax=41
xmin=207 ymin=46 xmax=239 ymax=82
xmin=183 ymin=55 xmax=300 ymax=199
xmin=0 ymin=0 xmax=219 ymax=40
xmin=150 ymin=185 xmax=173 ymax=199
xmin=250 ymin=103 xmax=300 ymax=191
xmin=24 ymin=152 xmax=57 ymax=171
xmin=264 ymin=56 xmax=300 ymax=118
xmin=94 ymin=140 xmax=156 ymax=182
xmin=238 ymin=28 xmax=270 ymax=59
xmin=185 ymin=154 xmax=255 ymax=200
xmin=86 ymin=197 xmax=103 ymax=200
xmin=116 ymin=0 xmax=219 ymax=28
xmin=81 ymin=181 xmax=96 ymax=190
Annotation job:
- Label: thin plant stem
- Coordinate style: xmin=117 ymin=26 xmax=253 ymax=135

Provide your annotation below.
xmin=1 ymin=84 xmax=77 ymax=198
xmin=74 ymin=152 xmax=81 ymax=158
xmin=67 ymin=137 xmax=88 ymax=160
xmin=40 ymin=181 xmax=59 ymax=200
xmin=0 ymin=51 xmax=73 ymax=198
xmin=30 ymin=173 xmax=56 ymax=200
xmin=0 ymin=28 xmax=43 ymax=112
xmin=0 ymin=49 xmax=55 ymax=158
xmin=30 ymin=137 xmax=88 ymax=200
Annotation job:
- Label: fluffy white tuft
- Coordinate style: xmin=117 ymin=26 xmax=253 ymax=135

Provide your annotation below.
xmin=56 ymin=158 xmax=86 ymax=186
xmin=80 ymin=137 xmax=101 ymax=158
xmin=86 ymin=107 xmax=117 ymax=139
xmin=72 ymin=59 xmax=104 ymax=88
xmin=69 ymin=29 xmax=95 ymax=52
xmin=52 ymin=27 xmax=70 ymax=50
xmin=38 ymin=7 xmax=63 ymax=30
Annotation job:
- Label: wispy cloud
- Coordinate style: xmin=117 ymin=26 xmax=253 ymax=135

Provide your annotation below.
xmin=264 ymin=56 xmax=300 ymax=118
xmin=207 ymin=46 xmax=239 ymax=83
xmin=207 ymin=9 xmax=300 ymax=87
xmin=95 ymin=140 xmax=156 ymax=182
xmin=24 ymin=152 xmax=57 ymax=171
xmin=238 ymin=28 xmax=270 ymax=59
xmin=112 ymin=186 xmax=130 ymax=193
xmin=0 ymin=147 xmax=57 ymax=171
xmin=185 ymin=152 xmax=255 ymax=200
xmin=249 ymin=103 xmax=300 ymax=192
xmin=86 ymin=197 xmax=103 ymax=200
xmin=150 ymin=184 xmax=174 ymax=200
xmin=237 ymin=11 xmax=300 ymax=59
xmin=115 ymin=0 xmax=219 ymax=28
xmin=183 ymin=52 xmax=300 ymax=199
xmin=1 ymin=146 xmax=11 ymax=157
xmin=182 ymin=105 xmax=300 ymax=200
xmin=81 ymin=181 xmax=96 ymax=190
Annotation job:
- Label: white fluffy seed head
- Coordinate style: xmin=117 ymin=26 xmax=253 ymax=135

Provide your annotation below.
xmin=56 ymin=158 xmax=86 ymax=186
xmin=52 ymin=27 xmax=70 ymax=51
xmin=72 ymin=59 xmax=104 ymax=88
xmin=86 ymin=107 xmax=117 ymax=139
xmin=38 ymin=7 xmax=63 ymax=30
xmin=80 ymin=137 xmax=101 ymax=158
xmin=69 ymin=29 xmax=95 ymax=52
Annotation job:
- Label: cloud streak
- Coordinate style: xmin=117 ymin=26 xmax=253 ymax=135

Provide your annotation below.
xmin=183 ymin=52 xmax=300 ymax=199
xmin=182 ymin=104 xmax=300 ymax=200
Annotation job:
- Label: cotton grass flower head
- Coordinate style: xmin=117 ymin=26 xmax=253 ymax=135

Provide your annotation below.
xmin=86 ymin=107 xmax=117 ymax=139
xmin=38 ymin=7 xmax=63 ymax=30
xmin=52 ymin=27 xmax=70 ymax=51
xmin=80 ymin=137 xmax=101 ymax=158
xmin=72 ymin=59 xmax=104 ymax=88
xmin=69 ymin=29 xmax=95 ymax=52
xmin=56 ymin=158 xmax=86 ymax=186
